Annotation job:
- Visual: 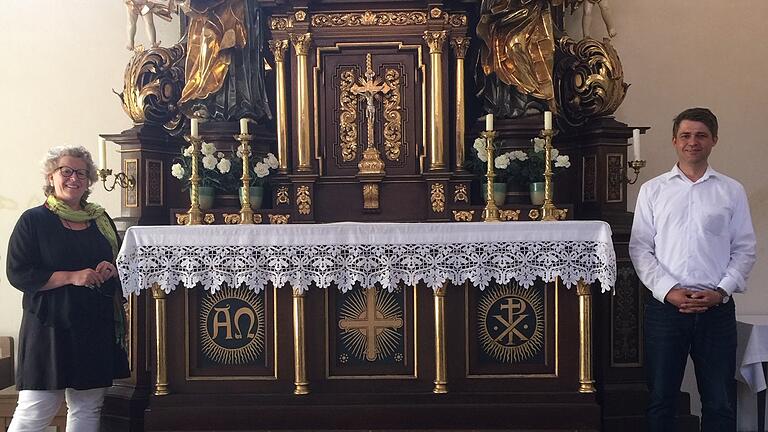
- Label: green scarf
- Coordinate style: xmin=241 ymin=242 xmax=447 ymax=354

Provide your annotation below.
xmin=46 ymin=195 xmax=126 ymax=350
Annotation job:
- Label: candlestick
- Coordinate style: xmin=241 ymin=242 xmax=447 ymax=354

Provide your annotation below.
xmin=190 ymin=118 xmax=199 ymax=138
xmin=544 ymin=111 xmax=553 ymax=131
xmin=98 ymin=137 xmax=107 ymax=170
xmin=481 ymin=131 xmax=500 ymax=222
xmin=632 ymin=129 xmax=641 ymax=161
xmin=485 ymin=114 xmax=494 ymax=132
xmin=234 ymin=133 xmax=254 ymax=224
xmin=240 ymin=118 xmax=249 ymax=135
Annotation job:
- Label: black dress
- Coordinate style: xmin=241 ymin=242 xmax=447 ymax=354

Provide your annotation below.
xmin=5 ymin=205 xmax=130 ymax=390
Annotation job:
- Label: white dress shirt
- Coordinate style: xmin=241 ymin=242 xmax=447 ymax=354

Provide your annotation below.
xmin=629 ymin=164 xmax=757 ymax=303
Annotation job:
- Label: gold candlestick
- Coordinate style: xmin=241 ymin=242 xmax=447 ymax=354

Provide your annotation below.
xmin=234 ymin=133 xmax=254 ymax=224
xmin=185 ymin=135 xmax=203 ymax=225
xmin=539 ymin=129 xmax=563 ymax=222
xmin=481 ymin=130 xmax=500 ymax=222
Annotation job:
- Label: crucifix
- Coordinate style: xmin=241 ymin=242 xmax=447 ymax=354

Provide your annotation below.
xmin=350 ymin=53 xmax=391 ymax=176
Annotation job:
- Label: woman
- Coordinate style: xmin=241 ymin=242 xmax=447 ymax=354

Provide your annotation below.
xmin=5 ymin=146 xmax=129 ymax=432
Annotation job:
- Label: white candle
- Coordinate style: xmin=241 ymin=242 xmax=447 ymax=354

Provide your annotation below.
xmin=190 ymin=118 xmax=199 ymax=138
xmin=98 ymin=137 xmax=107 ymax=170
xmin=544 ymin=111 xmax=553 ymax=131
xmin=485 ymin=114 xmax=494 ymax=131
xmin=632 ymin=129 xmax=641 ymax=161
xmin=240 ymin=118 xmax=249 ymax=135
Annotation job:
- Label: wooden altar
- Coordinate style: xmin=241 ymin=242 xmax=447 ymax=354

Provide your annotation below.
xmin=99 ymin=1 xmax=697 ymax=431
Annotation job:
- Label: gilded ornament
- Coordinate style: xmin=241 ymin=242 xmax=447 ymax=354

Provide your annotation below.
xmin=203 ymin=213 xmax=215 ymax=224
xmin=270 ymin=16 xmax=290 ymax=31
xmin=276 ymin=186 xmax=290 ymax=205
xmin=430 ymin=7 xmax=442 ymax=19
xmin=554 ymin=36 xmax=628 ymax=127
xmin=556 ymin=208 xmax=568 ymax=220
xmin=119 ymin=44 xmax=186 ymax=129
xmin=454 ymin=184 xmax=469 ymax=203
xmin=294 ymin=10 xmax=307 ymax=22
xmin=338 ymin=287 xmax=403 ymax=362
xmin=423 ymin=31 xmax=447 ymax=54
xmin=339 ymin=69 xmax=359 ymax=162
xmin=269 ymin=214 xmax=291 ymax=224
xmin=175 ymin=213 xmax=189 ymax=225
xmin=268 ymin=39 xmax=289 ymax=62
xmin=252 ymin=214 xmax=262 ymax=224
xmin=452 ymin=210 xmax=474 ymax=222
xmin=383 ymin=68 xmax=403 ymax=161
xmin=451 ymin=37 xmax=470 ymax=59
xmin=362 ymin=184 xmax=379 ymax=209
xmin=311 ymin=11 xmax=428 ymax=27
xmin=297 ymin=185 xmax=312 ymax=215
xmin=350 ymin=54 xmax=390 ymax=175
xmin=446 ymin=14 xmax=468 ymax=27
xmin=223 ymin=213 xmax=241 ymax=224
xmin=528 ymin=209 xmax=541 ymax=220
xmin=199 ymin=287 xmax=265 ymax=365
xmin=431 ymin=184 xmax=446 ymax=213
xmin=478 ymin=283 xmax=545 ymax=363
xmin=499 ymin=209 xmax=521 ymax=221
xmin=289 ymin=33 xmax=312 ymax=56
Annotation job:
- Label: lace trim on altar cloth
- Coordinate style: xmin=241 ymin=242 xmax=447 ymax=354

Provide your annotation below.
xmin=117 ymin=241 xmax=616 ymax=295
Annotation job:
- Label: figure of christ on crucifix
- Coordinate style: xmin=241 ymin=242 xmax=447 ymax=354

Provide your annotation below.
xmin=350 ymin=53 xmax=391 ymax=175
xmin=339 ymin=287 xmax=404 ymax=362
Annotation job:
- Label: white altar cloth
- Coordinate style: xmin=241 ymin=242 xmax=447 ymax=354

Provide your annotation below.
xmin=116 ymin=221 xmax=616 ymax=295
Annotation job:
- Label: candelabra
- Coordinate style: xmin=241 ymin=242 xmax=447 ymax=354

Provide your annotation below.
xmin=625 ymin=160 xmax=647 ymax=184
xmin=185 ymin=135 xmax=203 ymax=225
xmin=539 ymin=129 xmax=564 ymax=222
xmin=97 ymin=169 xmax=136 ymax=192
xmin=481 ymin=130 xmax=500 ymax=222
xmin=234 ymin=133 xmax=254 ymax=224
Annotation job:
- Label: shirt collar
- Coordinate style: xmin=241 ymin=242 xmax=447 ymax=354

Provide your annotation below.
xmin=665 ymin=164 xmax=719 ymax=184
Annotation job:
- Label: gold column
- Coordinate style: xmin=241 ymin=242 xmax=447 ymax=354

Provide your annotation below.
xmin=151 ymin=284 xmax=169 ymax=396
xmin=423 ymin=31 xmax=447 ymax=171
xmin=577 ymin=280 xmax=596 ymax=393
xmin=292 ymin=288 xmax=309 ymax=395
xmin=269 ymin=39 xmax=290 ymax=174
xmin=290 ymin=33 xmax=312 ymax=172
xmin=185 ymin=136 xmax=203 ymax=225
xmin=451 ymin=37 xmax=470 ymax=172
xmin=433 ymin=284 xmax=448 ymax=393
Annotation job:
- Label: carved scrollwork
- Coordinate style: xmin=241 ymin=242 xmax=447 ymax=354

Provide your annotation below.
xmin=270 ymin=16 xmax=291 ymax=31
xmin=276 ymin=186 xmax=290 ymax=205
xmin=383 ymin=68 xmax=402 ymax=161
xmin=555 ymin=36 xmax=629 ymax=127
xmin=312 ymin=11 xmax=428 ymax=27
xmin=268 ymin=39 xmax=289 ymax=62
xmin=452 ymin=210 xmax=474 ymax=222
xmin=119 ymin=44 xmax=186 ymax=130
xmin=223 ymin=214 xmax=241 ymax=224
xmin=454 ymin=184 xmax=469 ymax=203
xmin=269 ymin=214 xmax=291 ymax=224
xmin=499 ymin=210 xmax=521 ymax=221
xmin=289 ymin=33 xmax=312 ymax=56
xmin=423 ymin=31 xmax=447 ymax=53
xmin=297 ymin=185 xmax=311 ymax=215
xmin=339 ymin=69 xmax=359 ymax=162
xmin=445 ymin=13 xmax=468 ymax=27
xmin=362 ymin=184 xmax=379 ymax=209
xmin=175 ymin=213 xmax=189 ymax=225
xmin=430 ymin=184 xmax=445 ymax=213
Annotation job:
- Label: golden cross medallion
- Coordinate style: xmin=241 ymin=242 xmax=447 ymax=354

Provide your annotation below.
xmin=339 ymin=287 xmax=403 ymax=362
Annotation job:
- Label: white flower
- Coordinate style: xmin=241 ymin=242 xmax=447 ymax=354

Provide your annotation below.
xmin=554 ymin=155 xmax=571 ymax=168
xmin=510 ymin=150 xmax=528 ymax=161
xmin=216 ymin=158 xmax=231 ymax=174
xmin=265 ymin=153 xmax=279 ymax=170
xmin=254 ymin=161 xmax=270 ymax=178
xmin=171 ymin=163 xmax=185 ymax=179
xmin=200 ymin=142 xmax=217 ymax=156
xmin=494 ymin=154 xmax=510 ymax=169
xmin=473 ymin=137 xmax=488 ymax=162
xmin=236 ymin=144 xmax=246 ymax=158
xmin=183 ymin=145 xmax=194 ymax=157
xmin=533 ymin=138 xmax=545 ymax=153
xmin=217 ymin=152 xmax=225 ymax=158
xmin=550 ymin=148 xmax=560 ymax=160
xmin=202 ymin=154 xmax=218 ymax=170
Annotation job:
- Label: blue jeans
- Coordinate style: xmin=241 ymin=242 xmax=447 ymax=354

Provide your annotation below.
xmin=644 ymin=297 xmax=736 ymax=432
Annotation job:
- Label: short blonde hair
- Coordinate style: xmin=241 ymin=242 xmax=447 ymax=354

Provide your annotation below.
xmin=41 ymin=145 xmax=98 ymax=202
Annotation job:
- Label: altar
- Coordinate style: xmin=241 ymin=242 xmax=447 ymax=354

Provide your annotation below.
xmin=115 ymin=221 xmax=615 ymax=430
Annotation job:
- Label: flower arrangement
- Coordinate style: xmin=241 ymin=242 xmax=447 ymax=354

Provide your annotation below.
xmin=231 ymin=146 xmax=279 ymax=188
xmin=170 ymin=142 xmax=232 ymax=191
xmin=468 ymin=137 xmax=571 ymax=186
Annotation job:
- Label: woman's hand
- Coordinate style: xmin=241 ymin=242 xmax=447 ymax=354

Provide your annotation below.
xmin=69 ymin=268 xmax=106 ymax=288
xmin=95 ymin=261 xmax=118 ymax=280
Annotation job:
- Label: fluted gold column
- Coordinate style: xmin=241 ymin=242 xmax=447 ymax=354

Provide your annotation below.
xmin=577 ymin=280 xmax=596 ymax=393
xmin=423 ymin=31 xmax=447 ymax=171
xmin=451 ymin=37 xmax=470 ymax=172
xmin=433 ymin=284 xmax=448 ymax=393
xmin=269 ymin=39 xmax=290 ymax=174
xmin=151 ymin=284 xmax=169 ymax=396
xmin=292 ymin=288 xmax=309 ymax=394
xmin=290 ymin=33 xmax=312 ymax=172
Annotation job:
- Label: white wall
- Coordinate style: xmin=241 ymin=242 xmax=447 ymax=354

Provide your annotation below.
xmin=0 ymin=1 xmax=179 ymax=337
xmin=0 ymin=0 xmax=766 ymax=416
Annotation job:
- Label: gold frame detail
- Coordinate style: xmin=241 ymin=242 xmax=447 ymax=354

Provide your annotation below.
xmin=296 ymin=185 xmax=311 ymax=215
xmin=382 ymin=67 xmax=403 ymax=161
xmin=338 ymin=68 xmax=359 ymax=162
xmin=430 ymin=183 xmax=445 ymax=213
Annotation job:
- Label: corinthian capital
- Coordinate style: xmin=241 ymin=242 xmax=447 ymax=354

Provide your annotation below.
xmin=423 ymin=31 xmax=447 ymax=54
xmin=289 ymin=33 xmax=312 ymax=56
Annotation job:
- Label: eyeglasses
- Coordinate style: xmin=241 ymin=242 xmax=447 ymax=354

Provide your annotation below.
xmin=55 ymin=166 xmax=90 ymax=180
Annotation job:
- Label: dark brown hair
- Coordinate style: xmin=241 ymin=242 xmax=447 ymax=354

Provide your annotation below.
xmin=673 ymin=107 xmax=718 ymax=138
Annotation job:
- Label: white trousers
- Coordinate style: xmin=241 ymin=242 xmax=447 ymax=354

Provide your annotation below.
xmin=7 ymin=387 xmax=108 ymax=432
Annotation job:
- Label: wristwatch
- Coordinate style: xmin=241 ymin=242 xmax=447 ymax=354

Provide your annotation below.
xmin=715 ymin=287 xmax=730 ymax=304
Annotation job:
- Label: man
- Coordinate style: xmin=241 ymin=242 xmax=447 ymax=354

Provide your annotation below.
xmin=629 ymin=107 xmax=756 ymax=431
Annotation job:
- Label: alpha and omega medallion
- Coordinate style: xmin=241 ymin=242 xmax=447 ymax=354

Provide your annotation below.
xmin=198 ymin=287 xmax=265 ymax=365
